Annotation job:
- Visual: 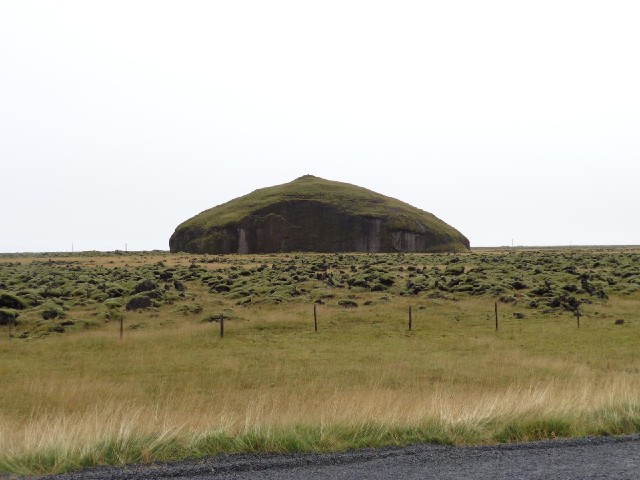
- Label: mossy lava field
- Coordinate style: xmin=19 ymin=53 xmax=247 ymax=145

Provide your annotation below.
xmin=1 ymin=247 xmax=639 ymax=475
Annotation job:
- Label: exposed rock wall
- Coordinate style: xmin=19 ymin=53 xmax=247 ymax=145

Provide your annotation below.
xmin=170 ymin=200 xmax=468 ymax=254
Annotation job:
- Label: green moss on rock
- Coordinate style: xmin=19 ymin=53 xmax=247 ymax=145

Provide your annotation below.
xmin=170 ymin=176 xmax=470 ymax=254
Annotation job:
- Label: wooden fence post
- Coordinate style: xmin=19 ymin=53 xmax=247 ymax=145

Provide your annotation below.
xmin=408 ymin=306 xmax=412 ymax=331
xmin=314 ymin=304 xmax=318 ymax=332
xmin=120 ymin=314 xmax=124 ymax=340
xmin=220 ymin=313 xmax=224 ymax=338
xmin=495 ymin=302 xmax=499 ymax=331
xmin=575 ymin=309 xmax=580 ymax=328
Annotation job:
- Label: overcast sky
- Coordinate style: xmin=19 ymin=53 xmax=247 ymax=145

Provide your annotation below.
xmin=1 ymin=1 xmax=638 ymax=252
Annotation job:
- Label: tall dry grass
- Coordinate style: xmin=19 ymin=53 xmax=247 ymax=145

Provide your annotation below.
xmin=1 ymin=297 xmax=639 ymax=474
xmin=3 ymin=374 xmax=639 ymax=473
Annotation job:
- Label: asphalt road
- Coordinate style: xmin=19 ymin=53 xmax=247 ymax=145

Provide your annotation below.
xmin=38 ymin=435 xmax=640 ymax=480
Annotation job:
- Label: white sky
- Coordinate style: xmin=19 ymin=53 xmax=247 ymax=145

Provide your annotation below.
xmin=1 ymin=0 xmax=639 ymax=252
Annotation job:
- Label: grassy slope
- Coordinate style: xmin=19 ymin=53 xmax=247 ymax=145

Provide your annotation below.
xmin=173 ymin=175 xmax=469 ymax=244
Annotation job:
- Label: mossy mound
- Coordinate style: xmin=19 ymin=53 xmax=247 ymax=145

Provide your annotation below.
xmin=169 ymin=175 xmax=470 ymax=254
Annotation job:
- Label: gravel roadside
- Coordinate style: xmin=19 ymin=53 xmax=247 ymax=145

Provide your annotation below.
xmin=13 ymin=434 xmax=640 ymax=480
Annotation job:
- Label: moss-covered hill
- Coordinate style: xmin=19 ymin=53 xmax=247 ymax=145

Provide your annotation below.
xmin=169 ymin=175 xmax=470 ymax=254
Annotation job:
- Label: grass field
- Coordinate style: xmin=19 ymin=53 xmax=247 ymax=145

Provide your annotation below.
xmin=1 ymin=248 xmax=639 ymax=475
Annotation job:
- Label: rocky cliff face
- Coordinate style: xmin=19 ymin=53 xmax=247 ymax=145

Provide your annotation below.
xmin=169 ymin=176 xmax=470 ymax=254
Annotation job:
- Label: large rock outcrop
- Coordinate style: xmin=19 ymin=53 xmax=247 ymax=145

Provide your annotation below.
xmin=169 ymin=176 xmax=470 ymax=254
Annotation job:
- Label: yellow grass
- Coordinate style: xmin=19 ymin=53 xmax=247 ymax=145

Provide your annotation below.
xmin=1 ymin=298 xmax=640 ymax=474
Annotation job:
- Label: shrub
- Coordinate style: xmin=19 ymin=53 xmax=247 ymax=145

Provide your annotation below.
xmin=347 ymin=276 xmax=369 ymax=288
xmin=338 ymin=299 xmax=359 ymax=308
xmin=0 ymin=292 xmax=28 ymax=310
xmin=90 ymin=291 xmax=109 ymax=303
xmin=512 ymin=279 xmax=528 ymax=290
xmin=175 ymin=303 xmax=203 ymax=315
xmin=201 ymin=312 xmax=233 ymax=322
xmin=158 ymin=271 xmax=174 ymax=281
xmin=41 ymin=302 xmax=65 ymax=320
xmin=144 ymin=289 xmax=164 ymax=300
xmin=444 ymin=264 xmax=465 ymax=276
xmin=40 ymin=288 xmax=65 ymax=298
xmin=103 ymin=298 xmax=125 ymax=309
xmin=211 ymin=284 xmax=231 ymax=293
xmin=455 ymin=284 xmax=474 ymax=292
xmin=228 ymin=290 xmax=251 ymax=300
xmin=106 ymin=285 xmax=126 ymax=298
xmin=0 ymin=308 xmax=18 ymax=325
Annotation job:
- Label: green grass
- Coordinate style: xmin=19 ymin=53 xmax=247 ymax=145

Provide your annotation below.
xmin=176 ymin=175 xmax=452 ymax=230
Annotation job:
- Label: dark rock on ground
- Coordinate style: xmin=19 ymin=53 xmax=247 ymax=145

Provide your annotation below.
xmin=125 ymin=295 xmax=153 ymax=311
